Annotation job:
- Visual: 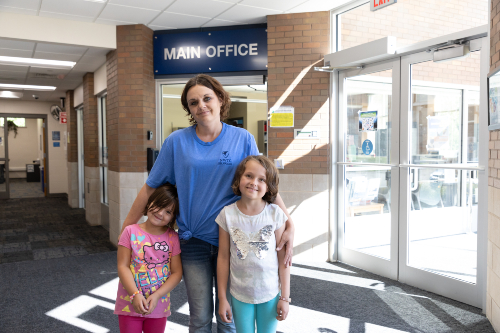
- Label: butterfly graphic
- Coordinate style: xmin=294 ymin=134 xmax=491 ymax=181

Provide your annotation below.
xmin=230 ymin=225 xmax=273 ymax=260
xmin=222 ymin=151 xmax=229 ymax=158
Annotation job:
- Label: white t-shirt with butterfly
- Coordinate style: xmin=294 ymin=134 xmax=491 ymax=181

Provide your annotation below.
xmin=215 ymin=202 xmax=287 ymax=304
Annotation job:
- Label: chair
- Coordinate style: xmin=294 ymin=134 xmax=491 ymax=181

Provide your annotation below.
xmin=411 ymin=180 xmax=444 ymax=210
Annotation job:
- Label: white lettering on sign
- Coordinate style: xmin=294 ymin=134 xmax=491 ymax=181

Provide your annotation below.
xmin=163 ymin=44 xmax=259 ymax=60
xmin=370 ymin=0 xmax=396 ymax=11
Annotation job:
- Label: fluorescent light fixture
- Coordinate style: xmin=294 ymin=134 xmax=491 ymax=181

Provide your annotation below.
xmin=84 ymin=0 xmax=107 ymax=2
xmin=0 ymin=83 xmax=56 ymax=91
xmin=0 ymin=91 xmax=23 ymax=98
xmin=0 ymin=56 xmax=76 ymax=69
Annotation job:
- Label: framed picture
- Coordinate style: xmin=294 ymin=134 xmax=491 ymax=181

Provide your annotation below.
xmin=488 ymin=67 xmax=500 ymax=130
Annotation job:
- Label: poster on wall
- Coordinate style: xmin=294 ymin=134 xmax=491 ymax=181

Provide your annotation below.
xmin=52 ymin=131 xmax=60 ymax=141
xmin=270 ymin=106 xmax=294 ymax=127
xmin=489 ymin=69 xmax=500 ymax=130
xmin=358 ymin=111 xmax=378 ymax=132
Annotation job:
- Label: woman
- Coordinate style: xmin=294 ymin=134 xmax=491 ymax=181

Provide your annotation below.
xmin=119 ymin=74 xmax=294 ymax=333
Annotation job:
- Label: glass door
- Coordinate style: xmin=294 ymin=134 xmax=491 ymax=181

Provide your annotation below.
xmin=398 ymin=38 xmax=487 ymax=307
xmin=338 ymin=59 xmax=400 ymax=280
xmin=0 ymin=115 xmax=9 ymax=199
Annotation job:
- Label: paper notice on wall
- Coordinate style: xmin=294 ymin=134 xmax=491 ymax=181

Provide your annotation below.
xmin=270 ymin=106 xmax=294 ymax=127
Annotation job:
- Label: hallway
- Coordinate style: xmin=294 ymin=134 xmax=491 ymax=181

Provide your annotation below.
xmin=0 ymin=197 xmax=495 ymax=333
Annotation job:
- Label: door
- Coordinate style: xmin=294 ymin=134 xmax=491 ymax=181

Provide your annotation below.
xmin=0 ymin=115 xmax=9 ymax=199
xmin=398 ymin=38 xmax=487 ymax=307
xmin=338 ymin=59 xmax=400 ymax=280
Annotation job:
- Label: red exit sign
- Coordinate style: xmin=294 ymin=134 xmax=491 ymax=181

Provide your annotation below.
xmin=371 ymin=0 xmax=397 ymax=11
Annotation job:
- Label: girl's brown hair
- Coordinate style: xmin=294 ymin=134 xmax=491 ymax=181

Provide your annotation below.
xmin=231 ymin=155 xmax=279 ymax=204
xmin=142 ymin=183 xmax=179 ymax=230
xmin=180 ymin=74 xmax=232 ymax=125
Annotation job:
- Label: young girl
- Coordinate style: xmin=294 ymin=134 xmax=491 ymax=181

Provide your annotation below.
xmin=216 ymin=155 xmax=291 ymax=333
xmin=114 ymin=184 xmax=183 ymax=333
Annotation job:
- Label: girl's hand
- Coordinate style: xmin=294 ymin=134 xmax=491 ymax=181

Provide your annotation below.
xmin=218 ymin=299 xmax=233 ymax=323
xmin=144 ymin=293 xmax=160 ymax=315
xmin=276 ymin=224 xmax=295 ymax=267
xmin=132 ymin=294 xmax=149 ymax=315
xmin=276 ymin=300 xmax=289 ymax=321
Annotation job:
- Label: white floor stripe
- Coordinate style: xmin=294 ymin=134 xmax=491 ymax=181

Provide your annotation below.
xmin=291 ymin=266 xmax=386 ymax=290
xmin=89 ymin=277 xmax=119 ymax=301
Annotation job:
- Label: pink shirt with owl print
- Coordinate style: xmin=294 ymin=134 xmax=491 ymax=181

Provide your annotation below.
xmin=114 ymin=223 xmax=181 ymax=318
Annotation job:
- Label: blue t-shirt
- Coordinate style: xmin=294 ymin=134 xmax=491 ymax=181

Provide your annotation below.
xmin=146 ymin=123 xmax=259 ymax=246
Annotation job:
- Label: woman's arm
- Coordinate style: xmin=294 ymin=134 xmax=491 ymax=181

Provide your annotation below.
xmin=117 ymin=245 xmax=148 ymax=315
xmin=144 ymin=254 xmax=183 ymax=315
xmin=118 ymin=184 xmax=155 ymax=240
xmin=275 ymin=224 xmax=290 ymax=321
xmin=274 ymin=193 xmax=295 ymax=267
xmin=217 ymin=227 xmax=233 ymax=323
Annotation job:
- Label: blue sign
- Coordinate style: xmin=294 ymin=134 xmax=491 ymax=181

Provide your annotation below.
xmin=362 ymin=140 xmax=373 ymax=155
xmin=154 ymin=26 xmax=267 ymax=75
xmin=53 ymin=142 xmax=60 ymax=147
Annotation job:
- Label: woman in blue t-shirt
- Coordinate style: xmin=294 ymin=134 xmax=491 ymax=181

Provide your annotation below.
xmin=119 ymin=74 xmax=295 ymax=333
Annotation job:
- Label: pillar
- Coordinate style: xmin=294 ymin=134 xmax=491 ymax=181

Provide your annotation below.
xmin=66 ymin=90 xmax=79 ymax=208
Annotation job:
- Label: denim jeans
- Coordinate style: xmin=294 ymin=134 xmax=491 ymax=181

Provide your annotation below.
xmin=180 ymin=237 xmax=236 ymax=333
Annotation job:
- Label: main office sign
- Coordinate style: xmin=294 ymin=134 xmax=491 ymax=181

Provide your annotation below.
xmin=153 ymin=27 xmax=267 ymax=75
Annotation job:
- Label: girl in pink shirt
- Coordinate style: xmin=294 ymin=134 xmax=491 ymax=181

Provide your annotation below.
xmin=114 ymin=184 xmax=182 ymax=333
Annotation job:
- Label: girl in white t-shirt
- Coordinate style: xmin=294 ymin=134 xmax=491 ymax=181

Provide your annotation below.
xmin=216 ymin=155 xmax=291 ymax=333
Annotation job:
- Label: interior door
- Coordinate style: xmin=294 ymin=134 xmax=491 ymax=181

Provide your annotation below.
xmin=398 ymin=38 xmax=488 ymax=307
xmin=0 ymin=116 xmax=9 ymax=199
xmin=337 ymin=59 xmax=400 ymax=280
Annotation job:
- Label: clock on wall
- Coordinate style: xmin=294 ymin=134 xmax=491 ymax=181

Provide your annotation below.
xmin=50 ymin=105 xmax=62 ymax=121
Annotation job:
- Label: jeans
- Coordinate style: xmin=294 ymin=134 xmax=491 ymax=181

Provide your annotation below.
xmin=180 ymin=237 xmax=236 ymax=333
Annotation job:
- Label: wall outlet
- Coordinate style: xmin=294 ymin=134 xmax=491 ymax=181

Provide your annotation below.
xmin=274 ymin=159 xmax=284 ymax=169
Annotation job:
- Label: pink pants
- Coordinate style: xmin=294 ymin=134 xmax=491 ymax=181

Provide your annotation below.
xmin=118 ymin=315 xmax=167 ymax=333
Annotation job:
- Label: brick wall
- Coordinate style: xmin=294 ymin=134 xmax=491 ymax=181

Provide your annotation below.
xmin=83 ymin=73 xmax=98 ymax=168
xmin=66 ymin=90 xmax=77 ymax=163
xmin=492 ymin=0 xmax=500 ymax=74
xmin=106 ymin=24 xmax=155 ymax=173
xmin=267 ymin=11 xmax=330 ymax=174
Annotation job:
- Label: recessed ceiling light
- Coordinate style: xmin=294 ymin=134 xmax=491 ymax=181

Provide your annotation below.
xmin=0 ymin=91 xmax=23 ymax=98
xmin=84 ymin=0 xmax=107 ymax=3
xmin=0 ymin=83 xmax=56 ymax=91
xmin=0 ymin=56 xmax=76 ymax=69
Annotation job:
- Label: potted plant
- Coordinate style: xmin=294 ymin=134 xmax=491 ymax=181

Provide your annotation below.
xmin=7 ymin=120 xmax=18 ymax=138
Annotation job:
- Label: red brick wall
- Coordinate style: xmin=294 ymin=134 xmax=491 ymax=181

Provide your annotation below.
xmin=66 ymin=90 xmax=77 ymax=163
xmin=267 ymin=12 xmax=330 ymax=174
xmin=83 ymin=73 xmax=99 ymax=168
xmin=106 ymin=24 xmax=155 ymax=173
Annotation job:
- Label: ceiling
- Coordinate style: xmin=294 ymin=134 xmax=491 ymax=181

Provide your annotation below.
xmin=0 ymin=0 xmax=351 ymax=102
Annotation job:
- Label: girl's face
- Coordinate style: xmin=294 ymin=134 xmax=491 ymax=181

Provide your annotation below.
xmin=239 ymin=160 xmax=268 ymax=201
xmin=146 ymin=204 xmax=175 ymax=228
xmin=186 ymin=84 xmax=222 ymax=125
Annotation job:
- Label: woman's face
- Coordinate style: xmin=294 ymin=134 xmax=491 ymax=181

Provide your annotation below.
xmin=186 ymin=84 xmax=222 ymax=125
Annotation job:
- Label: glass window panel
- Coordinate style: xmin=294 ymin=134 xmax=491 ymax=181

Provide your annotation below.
xmin=339 ymin=0 xmax=487 ymax=50
xmin=0 ymin=118 xmax=26 ymax=127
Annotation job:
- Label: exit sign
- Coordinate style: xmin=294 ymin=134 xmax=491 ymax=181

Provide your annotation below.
xmin=371 ymin=0 xmax=396 ymax=11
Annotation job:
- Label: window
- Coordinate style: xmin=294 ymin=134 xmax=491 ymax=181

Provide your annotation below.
xmin=0 ymin=117 xmax=26 ymax=127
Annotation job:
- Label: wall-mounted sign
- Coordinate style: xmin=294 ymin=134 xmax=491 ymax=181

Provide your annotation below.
xmin=370 ymin=0 xmax=396 ymax=11
xmin=52 ymin=131 xmax=60 ymax=141
xmin=270 ymin=106 xmax=294 ymax=127
xmin=359 ymin=111 xmax=378 ymax=132
xmin=154 ymin=26 xmax=267 ymax=75
xmin=59 ymin=112 xmax=67 ymax=124
xmin=362 ymin=139 xmax=373 ymax=155
xmin=53 ymin=142 xmax=60 ymax=147
xmin=294 ymin=128 xmax=320 ymax=139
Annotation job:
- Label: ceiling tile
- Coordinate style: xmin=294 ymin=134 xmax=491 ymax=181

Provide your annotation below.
xmin=25 ymin=77 xmax=64 ymax=86
xmin=0 ymin=77 xmax=26 ymax=84
xmin=72 ymin=62 xmax=102 ymax=73
xmin=0 ymin=0 xmax=40 ymax=10
xmin=84 ymin=48 xmax=110 ymax=57
xmin=0 ymin=70 xmax=28 ymax=79
xmin=33 ymin=51 xmax=82 ymax=62
xmin=35 ymin=43 xmax=87 ymax=56
xmin=94 ymin=17 xmax=137 ymax=26
xmin=99 ymin=4 xmax=160 ymax=25
xmin=39 ymin=11 xmax=95 ymax=22
xmin=217 ymin=4 xmax=278 ymax=23
xmin=0 ymin=48 xmax=34 ymax=57
xmin=150 ymin=12 xmax=211 ymax=29
xmin=40 ymin=0 xmax=105 ymax=17
xmin=0 ymin=39 xmax=35 ymax=51
xmin=166 ymin=0 xmax=234 ymax=19
xmin=29 ymin=67 xmax=71 ymax=75
xmin=239 ymin=0 xmax=303 ymax=11
xmin=107 ymin=0 xmax=175 ymax=11
xmin=202 ymin=18 xmax=242 ymax=28
xmin=0 ymin=5 xmax=37 ymax=15
xmin=64 ymin=70 xmax=87 ymax=81
xmin=285 ymin=0 xmax=349 ymax=13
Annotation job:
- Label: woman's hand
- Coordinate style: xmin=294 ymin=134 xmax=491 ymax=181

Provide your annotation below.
xmin=144 ymin=293 xmax=160 ymax=315
xmin=218 ymin=298 xmax=233 ymax=323
xmin=132 ymin=294 xmax=149 ymax=315
xmin=276 ymin=300 xmax=289 ymax=321
xmin=276 ymin=222 xmax=295 ymax=267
